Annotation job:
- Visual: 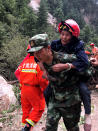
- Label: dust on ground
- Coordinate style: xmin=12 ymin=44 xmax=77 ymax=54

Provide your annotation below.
xmin=0 ymin=90 xmax=98 ymax=131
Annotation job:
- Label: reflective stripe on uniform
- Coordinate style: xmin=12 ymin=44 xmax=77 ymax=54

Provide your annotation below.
xmin=26 ymin=119 xmax=35 ymax=127
xmin=21 ymin=69 xmax=37 ymax=73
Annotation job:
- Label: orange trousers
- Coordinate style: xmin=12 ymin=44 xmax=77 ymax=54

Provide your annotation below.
xmin=21 ymin=85 xmax=45 ymax=125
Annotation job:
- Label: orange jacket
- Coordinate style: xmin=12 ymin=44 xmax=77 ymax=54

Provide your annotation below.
xmin=14 ymin=53 xmax=30 ymax=80
xmin=20 ymin=56 xmax=48 ymax=92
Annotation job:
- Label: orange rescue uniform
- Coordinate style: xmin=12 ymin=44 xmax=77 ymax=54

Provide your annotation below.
xmin=19 ymin=55 xmax=48 ymax=126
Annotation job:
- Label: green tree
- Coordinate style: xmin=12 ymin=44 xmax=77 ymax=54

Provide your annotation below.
xmin=36 ymin=0 xmax=48 ymax=33
xmin=0 ymin=22 xmax=7 ymax=47
xmin=0 ymin=34 xmax=29 ymax=80
xmin=90 ymin=35 xmax=98 ymax=47
xmin=47 ymin=0 xmax=64 ymax=22
xmin=2 ymin=0 xmax=16 ymax=14
xmin=19 ymin=7 xmax=37 ymax=37
xmin=15 ymin=0 xmax=29 ymax=16
xmin=80 ymin=25 xmax=95 ymax=43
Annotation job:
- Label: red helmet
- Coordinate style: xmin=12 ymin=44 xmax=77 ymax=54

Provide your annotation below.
xmin=90 ymin=43 xmax=94 ymax=46
xmin=58 ymin=19 xmax=80 ymax=38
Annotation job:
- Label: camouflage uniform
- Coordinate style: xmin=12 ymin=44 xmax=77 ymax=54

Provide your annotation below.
xmin=28 ymin=34 xmax=82 ymax=131
xmin=43 ymin=51 xmax=81 ymax=131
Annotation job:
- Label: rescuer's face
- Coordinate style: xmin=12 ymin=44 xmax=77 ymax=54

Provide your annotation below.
xmin=60 ymin=30 xmax=72 ymax=45
xmin=34 ymin=47 xmax=49 ymax=63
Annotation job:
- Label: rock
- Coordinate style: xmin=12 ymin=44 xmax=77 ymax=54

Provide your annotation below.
xmin=0 ymin=122 xmax=3 ymax=128
xmin=0 ymin=76 xmax=17 ymax=113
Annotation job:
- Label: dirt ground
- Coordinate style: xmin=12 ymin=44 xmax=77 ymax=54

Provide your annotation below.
xmin=80 ymin=90 xmax=98 ymax=131
xmin=0 ymin=90 xmax=98 ymax=131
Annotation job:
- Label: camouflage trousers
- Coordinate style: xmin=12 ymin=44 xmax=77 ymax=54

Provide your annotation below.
xmin=45 ymin=99 xmax=81 ymax=131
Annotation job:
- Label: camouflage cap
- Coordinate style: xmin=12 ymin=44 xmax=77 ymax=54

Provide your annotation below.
xmin=27 ymin=34 xmax=50 ymax=53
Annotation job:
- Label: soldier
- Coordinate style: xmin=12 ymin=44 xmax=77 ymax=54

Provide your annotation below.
xmin=28 ymin=33 xmax=82 ymax=131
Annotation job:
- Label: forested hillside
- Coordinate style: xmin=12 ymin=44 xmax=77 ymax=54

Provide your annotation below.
xmin=47 ymin=0 xmax=98 ymax=27
xmin=47 ymin=0 xmax=98 ymax=43
xmin=0 ymin=0 xmax=98 ymax=80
